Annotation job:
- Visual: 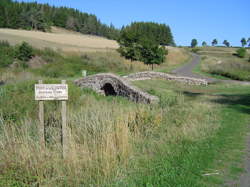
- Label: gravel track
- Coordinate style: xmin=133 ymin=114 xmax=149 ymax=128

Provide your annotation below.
xmin=172 ymin=53 xmax=250 ymax=85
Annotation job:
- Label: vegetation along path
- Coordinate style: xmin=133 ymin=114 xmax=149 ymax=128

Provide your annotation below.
xmin=173 ymin=53 xmax=250 ymax=186
xmin=172 ymin=53 xmax=250 ymax=85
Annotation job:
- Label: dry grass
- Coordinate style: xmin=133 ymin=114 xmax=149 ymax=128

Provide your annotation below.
xmin=0 ymin=79 xmax=219 ymax=186
xmin=0 ymin=94 xmax=161 ymax=186
xmin=198 ymin=47 xmax=250 ymax=80
xmin=0 ymin=70 xmax=40 ymax=83
xmin=165 ymin=46 xmax=190 ymax=66
xmin=0 ymin=27 xmax=119 ymax=52
xmin=0 ymin=27 xmax=190 ymax=75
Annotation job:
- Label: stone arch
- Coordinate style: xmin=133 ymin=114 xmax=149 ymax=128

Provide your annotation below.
xmin=101 ymin=83 xmax=117 ymax=96
xmin=74 ymin=73 xmax=159 ymax=104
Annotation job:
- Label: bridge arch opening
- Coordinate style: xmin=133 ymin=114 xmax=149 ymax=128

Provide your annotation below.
xmin=101 ymin=83 xmax=117 ymax=96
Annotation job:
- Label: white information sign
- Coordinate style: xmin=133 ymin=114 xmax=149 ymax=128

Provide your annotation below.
xmin=35 ymin=84 xmax=68 ymax=100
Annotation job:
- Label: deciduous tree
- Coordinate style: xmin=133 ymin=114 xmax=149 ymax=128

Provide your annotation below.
xmin=202 ymin=41 xmax=207 ymax=47
xmin=212 ymin=39 xmax=218 ymax=46
xmin=241 ymin=38 xmax=247 ymax=47
xmin=247 ymin=38 xmax=250 ymax=47
xmin=223 ymin=40 xmax=230 ymax=47
xmin=191 ymin=39 xmax=198 ymax=48
xmin=117 ymin=22 xmax=171 ymax=70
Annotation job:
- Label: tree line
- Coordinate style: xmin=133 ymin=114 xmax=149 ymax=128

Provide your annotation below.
xmin=0 ymin=0 xmax=120 ymax=39
xmin=191 ymin=37 xmax=250 ymax=48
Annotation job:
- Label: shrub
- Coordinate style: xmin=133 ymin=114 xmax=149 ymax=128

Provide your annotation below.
xmin=190 ymin=48 xmax=200 ymax=53
xmin=15 ymin=42 xmax=33 ymax=61
xmin=235 ymin=48 xmax=246 ymax=58
xmin=0 ymin=41 xmax=14 ymax=68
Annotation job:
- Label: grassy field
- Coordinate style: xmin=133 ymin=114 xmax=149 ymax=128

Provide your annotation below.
xmin=0 ymin=27 xmax=119 ymax=52
xmin=193 ymin=47 xmax=250 ymax=81
xmin=0 ymin=27 xmax=190 ymax=82
xmin=0 ymin=37 xmax=190 ymax=83
xmin=0 ymin=78 xmax=249 ymax=186
xmin=0 ymin=29 xmax=248 ymax=186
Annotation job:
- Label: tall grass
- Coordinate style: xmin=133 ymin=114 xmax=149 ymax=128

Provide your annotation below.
xmin=0 ymin=80 xmax=220 ymax=186
xmin=196 ymin=47 xmax=250 ymax=81
xmin=30 ymin=50 xmax=149 ymax=78
xmin=0 ymin=80 xmax=161 ymax=186
xmin=200 ymin=55 xmax=250 ymax=81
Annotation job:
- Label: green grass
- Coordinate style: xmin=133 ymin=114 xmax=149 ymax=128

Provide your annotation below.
xmin=193 ymin=58 xmax=232 ymax=80
xmin=132 ymin=80 xmax=250 ymax=186
xmin=0 ymin=78 xmax=249 ymax=186
xmin=1 ymin=43 xmax=250 ymax=186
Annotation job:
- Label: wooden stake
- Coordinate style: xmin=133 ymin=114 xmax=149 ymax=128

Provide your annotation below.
xmin=61 ymin=80 xmax=67 ymax=158
xmin=38 ymin=80 xmax=45 ymax=147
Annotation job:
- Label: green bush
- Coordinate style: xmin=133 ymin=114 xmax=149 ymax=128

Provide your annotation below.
xmin=0 ymin=41 xmax=14 ymax=68
xmin=190 ymin=48 xmax=200 ymax=53
xmin=15 ymin=42 xmax=33 ymax=61
xmin=235 ymin=48 xmax=246 ymax=58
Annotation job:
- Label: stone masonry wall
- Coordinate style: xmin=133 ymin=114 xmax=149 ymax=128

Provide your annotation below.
xmin=123 ymin=71 xmax=208 ymax=85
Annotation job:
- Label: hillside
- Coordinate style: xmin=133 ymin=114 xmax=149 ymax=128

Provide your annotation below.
xmin=0 ymin=27 xmax=119 ymax=52
xmin=194 ymin=46 xmax=250 ymax=81
xmin=0 ymin=0 xmax=120 ymax=39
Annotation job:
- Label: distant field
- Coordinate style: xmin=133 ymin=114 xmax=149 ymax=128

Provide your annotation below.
xmin=0 ymin=27 xmax=119 ymax=52
xmin=195 ymin=46 xmax=250 ymax=81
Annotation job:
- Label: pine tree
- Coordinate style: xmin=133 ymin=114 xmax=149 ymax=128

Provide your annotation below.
xmin=0 ymin=0 xmax=120 ymax=39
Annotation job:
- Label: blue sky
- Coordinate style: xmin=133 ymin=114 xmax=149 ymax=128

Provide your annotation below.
xmin=17 ymin=0 xmax=250 ymax=46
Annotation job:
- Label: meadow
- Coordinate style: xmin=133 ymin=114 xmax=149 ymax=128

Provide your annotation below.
xmin=0 ymin=27 xmax=118 ymax=52
xmin=0 ymin=78 xmax=249 ymax=186
xmin=194 ymin=47 xmax=250 ymax=81
xmin=0 ymin=34 xmax=249 ymax=186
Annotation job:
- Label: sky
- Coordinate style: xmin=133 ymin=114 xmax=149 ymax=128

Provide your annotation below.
xmin=16 ymin=0 xmax=250 ymax=46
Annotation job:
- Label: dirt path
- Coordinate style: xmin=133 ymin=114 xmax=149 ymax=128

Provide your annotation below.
xmin=172 ymin=53 xmax=216 ymax=83
xmin=172 ymin=53 xmax=250 ymax=85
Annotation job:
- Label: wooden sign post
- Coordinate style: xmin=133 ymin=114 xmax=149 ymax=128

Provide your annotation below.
xmin=35 ymin=80 xmax=68 ymax=158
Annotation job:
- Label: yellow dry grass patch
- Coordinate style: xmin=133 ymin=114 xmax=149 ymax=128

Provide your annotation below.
xmin=0 ymin=27 xmax=119 ymax=52
xmin=165 ymin=46 xmax=190 ymax=66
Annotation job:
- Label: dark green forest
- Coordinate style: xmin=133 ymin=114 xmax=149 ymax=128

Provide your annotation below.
xmin=0 ymin=0 xmax=120 ymax=39
xmin=120 ymin=22 xmax=175 ymax=46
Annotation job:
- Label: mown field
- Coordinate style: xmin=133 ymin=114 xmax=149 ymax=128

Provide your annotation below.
xmin=194 ymin=47 xmax=250 ymax=81
xmin=0 ymin=27 xmax=119 ymax=52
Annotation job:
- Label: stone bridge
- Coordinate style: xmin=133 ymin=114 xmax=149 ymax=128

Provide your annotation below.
xmin=74 ymin=72 xmax=208 ymax=104
xmin=74 ymin=73 xmax=159 ymax=104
